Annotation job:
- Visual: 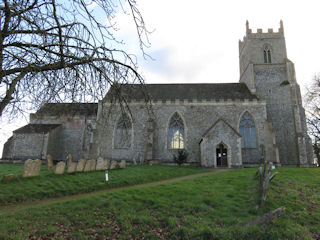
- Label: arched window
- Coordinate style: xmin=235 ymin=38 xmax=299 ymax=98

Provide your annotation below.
xmin=168 ymin=112 xmax=185 ymax=149
xmin=263 ymin=45 xmax=271 ymax=63
xmin=239 ymin=112 xmax=257 ymax=148
xmin=114 ymin=114 xmax=132 ymax=149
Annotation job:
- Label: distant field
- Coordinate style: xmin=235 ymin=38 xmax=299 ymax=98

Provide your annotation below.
xmin=0 ymin=167 xmax=319 ymax=239
xmin=0 ymin=164 xmax=208 ymax=204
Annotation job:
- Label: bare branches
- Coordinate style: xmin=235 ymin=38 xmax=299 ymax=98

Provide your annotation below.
xmin=305 ymin=73 xmax=320 ymax=165
xmin=0 ymin=0 xmax=150 ymax=118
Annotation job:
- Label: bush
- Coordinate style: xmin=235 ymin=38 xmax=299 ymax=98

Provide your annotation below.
xmin=173 ymin=150 xmax=188 ymax=167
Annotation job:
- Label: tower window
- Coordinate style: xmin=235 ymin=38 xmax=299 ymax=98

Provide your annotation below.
xmin=263 ymin=45 xmax=272 ymax=63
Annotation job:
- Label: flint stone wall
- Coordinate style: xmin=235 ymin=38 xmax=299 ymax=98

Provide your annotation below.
xmin=95 ymin=101 xmax=267 ymax=165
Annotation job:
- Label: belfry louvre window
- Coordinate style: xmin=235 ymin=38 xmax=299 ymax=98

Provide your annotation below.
xmin=114 ymin=114 xmax=132 ymax=149
xmin=263 ymin=46 xmax=271 ymax=63
xmin=168 ymin=113 xmax=185 ymax=149
xmin=239 ymin=112 xmax=257 ymax=148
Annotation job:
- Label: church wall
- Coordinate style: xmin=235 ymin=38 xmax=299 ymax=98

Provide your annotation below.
xmin=11 ymin=133 xmax=48 ymax=160
xmin=30 ymin=115 xmax=96 ymax=161
xmin=57 ymin=120 xmax=88 ymax=161
xmin=2 ymin=137 xmax=14 ymax=159
xmin=96 ymin=101 xmax=267 ymax=165
xmin=46 ymin=126 xmax=63 ymax=161
xmin=253 ymin=64 xmax=299 ymax=165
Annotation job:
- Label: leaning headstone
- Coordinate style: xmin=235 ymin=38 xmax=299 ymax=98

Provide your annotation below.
xmin=109 ymin=160 xmax=118 ymax=170
xmin=22 ymin=159 xmax=41 ymax=177
xmin=67 ymin=153 xmax=72 ymax=166
xmin=67 ymin=162 xmax=77 ymax=173
xmin=55 ymin=161 xmax=66 ymax=175
xmin=96 ymin=157 xmax=108 ymax=171
xmin=84 ymin=159 xmax=96 ymax=172
xmin=1 ymin=174 xmax=19 ymax=183
xmin=119 ymin=160 xmax=126 ymax=169
xmin=46 ymin=154 xmax=53 ymax=171
xmin=76 ymin=159 xmax=86 ymax=172
xmin=133 ymin=157 xmax=137 ymax=165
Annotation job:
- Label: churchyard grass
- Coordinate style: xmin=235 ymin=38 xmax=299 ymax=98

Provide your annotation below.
xmin=0 ymin=164 xmax=208 ymax=204
xmin=0 ymin=167 xmax=319 ymax=239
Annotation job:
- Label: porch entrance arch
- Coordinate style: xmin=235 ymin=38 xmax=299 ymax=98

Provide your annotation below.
xmin=216 ymin=143 xmax=228 ymax=167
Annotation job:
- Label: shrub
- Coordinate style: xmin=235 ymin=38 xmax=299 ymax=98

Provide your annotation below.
xmin=173 ymin=150 xmax=188 ymax=167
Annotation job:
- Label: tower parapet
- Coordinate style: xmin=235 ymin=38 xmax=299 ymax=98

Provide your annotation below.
xmin=239 ymin=20 xmax=284 ymax=54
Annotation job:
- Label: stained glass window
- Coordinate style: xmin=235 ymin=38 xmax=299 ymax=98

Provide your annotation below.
xmin=168 ymin=113 xmax=185 ymax=149
xmin=114 ymin=114 xmax=132 ymax=149
xmin=239 ymin=112 xmax=257 ymax=148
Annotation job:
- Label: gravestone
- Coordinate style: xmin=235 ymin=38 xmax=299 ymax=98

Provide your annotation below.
xmin=55 ymin=161 xmax=66 ymax=175
xmin=76 ymin=159 xmax=86 ymax=172
xmin=105 ymin=159 xmax=110 ymax=169
xmin=84 ymin=159 xmax=96 ymax=172
xmin=46 ymin=154 xmax=53 ymax=171
xmin=67 ymin=153 xmax=72 ymax=166
xmin=22 ymin=159 xmax=41 ymax=177
xmin=96 ymin=157 xmax=109 ymax=171
xmin=1 ymin=174 xmax=18 ymax=183
xmin=109 ymin=160 xmax=118 ymax=170
xmin=67 ymin=162 xmax=77 ymax=173
xmin=119 ymin=160 xmax=126 ymax=169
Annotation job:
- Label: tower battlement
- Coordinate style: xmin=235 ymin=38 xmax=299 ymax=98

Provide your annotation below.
xmin=239 ymin=20 xmax=284 ymax=51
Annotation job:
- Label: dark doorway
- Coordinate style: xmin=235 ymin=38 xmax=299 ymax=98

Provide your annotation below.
xmin=216 ymin=143 xmax=228 ymax=167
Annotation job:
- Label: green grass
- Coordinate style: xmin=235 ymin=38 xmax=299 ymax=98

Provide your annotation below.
xmin=0 ymin=164 xmax=208 ymax=204
xmin=0 ymin=167 xmax=319 ymax=239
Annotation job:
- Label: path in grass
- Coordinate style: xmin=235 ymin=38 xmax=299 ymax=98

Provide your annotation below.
xmin=0 ymin=169 xmax=228 ymax=216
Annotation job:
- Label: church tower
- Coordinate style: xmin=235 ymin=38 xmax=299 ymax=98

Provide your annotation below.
xmin=239 ymin=21 xmax=313 ymax=166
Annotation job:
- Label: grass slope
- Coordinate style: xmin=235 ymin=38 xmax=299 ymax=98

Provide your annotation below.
xmin=0 ymin=164 xmax=208 ymax=204
xmin=0 ymin=167 xmax=319 ymax=239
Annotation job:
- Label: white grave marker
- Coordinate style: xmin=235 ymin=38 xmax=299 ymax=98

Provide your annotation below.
xmin=105 ymin=170 xmax=109 ymax=181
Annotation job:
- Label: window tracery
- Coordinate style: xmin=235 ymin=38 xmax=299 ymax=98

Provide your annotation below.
xmin=114 ymin=114 xmax=132 ymax=149
xmin=239 ymin=112 xmax=257 ymax=148
xmin=263 ymin=45 xmax=272 ymax=63
xmin=168 ymin=112 xmax=185 ymax=149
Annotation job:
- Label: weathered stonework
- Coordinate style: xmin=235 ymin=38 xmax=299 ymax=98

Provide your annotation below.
xmin=76 ymin=159 xmax=86 ymax=172
xmin=46 ymin=154 xmax=53 ymax=171
xmin=119 ymin=160 xmax=126 ymax=169
xmin=55 ymin=161 xmax=66 ymax=174
xmin=67 ymin=162 xmax=77 ymax=173
xmin=84 ymin=159 xmax=96 ymax=172
xmin=2 ymin=21 xmax=313 ymax=168
xmin=96 ymin=157 xmax=109 ymax=170
xmin=109 ymin=160 xmax=118 ymax=169
xmin=22 ymin=159 xmax=42 ymax=177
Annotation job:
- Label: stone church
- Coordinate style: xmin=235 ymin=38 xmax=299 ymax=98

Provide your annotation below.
xmin=2 ymin=21 xmax=314 ymax=167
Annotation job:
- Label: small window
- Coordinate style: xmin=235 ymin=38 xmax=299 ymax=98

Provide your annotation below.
xmin=168 ymin=112 xmax=185 ymax=149
xmin=114 ymin=114 xmax=132 ymax=149
xmin=239 ymin=112 xmax=257 ymax=148
xmin=263 ymin=45 xmax=271 ymax=63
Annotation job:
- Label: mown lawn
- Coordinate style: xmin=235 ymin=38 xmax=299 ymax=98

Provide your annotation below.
xmin=0 ymin=164 xmax=208 ymax=204
xmin=0 ymin=167 xmax=319 ymax=239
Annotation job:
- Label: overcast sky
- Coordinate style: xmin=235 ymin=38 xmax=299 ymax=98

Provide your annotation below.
xmin=1 ymin=0 xmax=320 ymax=156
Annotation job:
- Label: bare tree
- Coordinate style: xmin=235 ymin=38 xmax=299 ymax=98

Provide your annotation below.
xmin=0 ymin=0 xmax=150 ymax=118
xmin=306 ymin=73 xmax=320 ymax=165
